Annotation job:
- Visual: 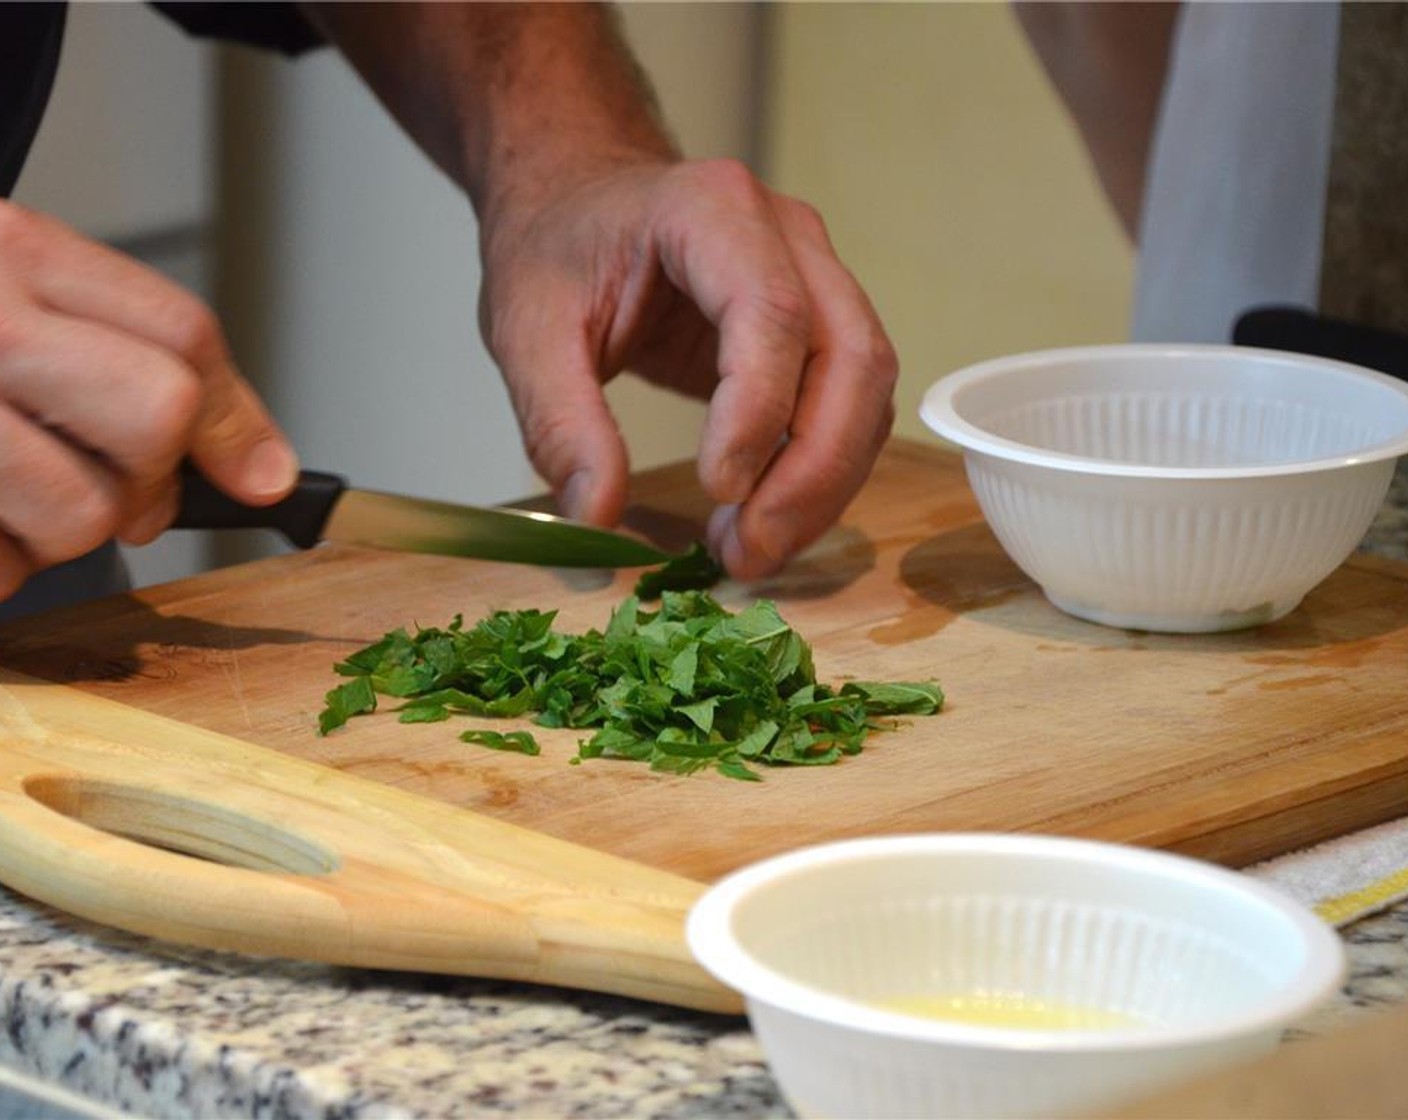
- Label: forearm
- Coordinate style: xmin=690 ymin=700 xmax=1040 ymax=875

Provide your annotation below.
xmin=300 ymin=2 xmax=678 ymax=225
xmin=301 ymin=1 xmax=894 ymax=581
xmin=1014 ymin=1 xmax=1180 ymax=240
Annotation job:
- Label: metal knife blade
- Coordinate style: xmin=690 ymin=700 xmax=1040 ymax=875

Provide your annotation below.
xmin=173 ymin=467 xmax=675 ymax=569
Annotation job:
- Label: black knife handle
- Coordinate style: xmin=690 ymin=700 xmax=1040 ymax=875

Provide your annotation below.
xmin=173 ymin=465 xmax=347 ymax=550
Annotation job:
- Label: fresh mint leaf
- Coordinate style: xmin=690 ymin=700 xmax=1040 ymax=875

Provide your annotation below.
xmin=318 ymin=676 xmax=377 ymax=735
xmin=316 ymin=589 xmax=943 ymax=778
xmin=667 ymin=645 xmax=698 ymax=696
xmin=841 ymin=680 xmax=945 ymax=715
xmin=716 ymin=755 xmax=763 ymax=782
xmin=459 ymin=729 xmax=541 ymax=755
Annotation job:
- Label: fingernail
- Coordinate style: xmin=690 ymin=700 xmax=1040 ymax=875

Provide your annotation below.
xmin=706 ymin=503 xmax=739 ymax=554
xmin=561 ymin=470 xmax=593 ymax=522
xmin=243 ymin=439 xmax=299 ymax=498
xmin=708 ymin=505 xmax=751 ymax=579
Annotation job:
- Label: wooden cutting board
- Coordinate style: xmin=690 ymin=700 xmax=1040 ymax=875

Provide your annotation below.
xmin=3 ymin=438 xmax=1408 ymax=881
xmin=0 ymin=669 xmax=738 ymax=1011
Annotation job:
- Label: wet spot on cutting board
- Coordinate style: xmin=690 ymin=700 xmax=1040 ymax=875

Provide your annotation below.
xmin=1245 ymin=635 xmax=1386 ymax=671
xmin=483 ymin=781 xmax=520 ymax=808
xmin=868 ymin=595 xmax=950 ymax=645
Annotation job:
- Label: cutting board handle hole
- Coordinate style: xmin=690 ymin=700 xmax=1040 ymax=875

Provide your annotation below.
xmin=22 ymin=775 xmax=338 ymax=876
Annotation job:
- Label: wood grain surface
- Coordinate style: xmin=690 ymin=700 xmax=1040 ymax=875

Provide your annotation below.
xmin=3 ymin=439 xmax=1407 ymax=881
xmin=0 ymin=671 xmax=738 ymax=1011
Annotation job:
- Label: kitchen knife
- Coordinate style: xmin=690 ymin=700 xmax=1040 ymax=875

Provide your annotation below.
xmin=173 ymin=467 xmax=676 ymax=568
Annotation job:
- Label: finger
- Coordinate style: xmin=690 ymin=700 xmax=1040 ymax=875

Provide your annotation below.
xmin=1 ymin=205 xmax=298 ymax=505
xmin=0 ymin=401 xmax=123 ymax=568
xmin=0 ymin=309 xmax=251 ymax=540
xmin=652 ymin=161 xmax=811 ymax=504
xmin=485 ymin=281 xmax=631 ymax=526
xmin=0 ymin=531 xmax=31 ymax=605
xmin=0 ymin=309 xmax=202 ymax=485
xmin=117 ymin=471 xmax=181 ymax=546
xmin=183 ymin=353 xmax=299 ymax=508
xmin=709 ymin=198 xmax=898 ymax=580
xmin=6 ymin=202 xmax=225 ymax=357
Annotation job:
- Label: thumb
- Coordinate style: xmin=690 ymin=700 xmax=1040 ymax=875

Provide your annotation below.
xmin=186 ymin=358 xmax=299 ymax=507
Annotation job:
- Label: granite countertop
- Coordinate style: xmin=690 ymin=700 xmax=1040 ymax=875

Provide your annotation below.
xmin=0 ymin=883 xmax=1403 ymax=1120
xmin=1 ymin=467 xmax=1407 ymax=1119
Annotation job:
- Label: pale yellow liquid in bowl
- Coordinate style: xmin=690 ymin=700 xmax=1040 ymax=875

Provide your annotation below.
xmin=872 ymin=993 xmax=1142 ymax=1030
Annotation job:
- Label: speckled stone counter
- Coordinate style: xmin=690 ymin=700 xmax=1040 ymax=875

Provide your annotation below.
xmin=0 ymin=881 xmax=1404 ymax=1120
xmin=0 ymin=885 xmax=780 ymax=1119
xmin=0 ymin=877 xmax=1404 ymax=1119
xmin=0 ymin=470 xmax=1406 ymax=1119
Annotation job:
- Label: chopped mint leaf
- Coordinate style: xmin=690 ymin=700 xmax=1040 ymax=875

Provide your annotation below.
xmin=316 ymin=590 xmax=944 ymax=779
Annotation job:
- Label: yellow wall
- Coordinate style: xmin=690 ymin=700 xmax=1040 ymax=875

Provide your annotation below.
xmin=764 ymin=2 xmax=1135 ymax=443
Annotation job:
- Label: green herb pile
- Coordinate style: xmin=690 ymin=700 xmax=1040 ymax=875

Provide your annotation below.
xmin=318 ymin=591 xmax=942 ymax=781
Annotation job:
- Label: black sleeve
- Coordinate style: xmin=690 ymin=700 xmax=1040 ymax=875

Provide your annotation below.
xmin=0 ymin=3 xmax=66 ymax=197
xmin=149 ymin=2 xmax=324 ymax=56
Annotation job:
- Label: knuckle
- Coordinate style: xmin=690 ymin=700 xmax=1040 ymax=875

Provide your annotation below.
xmin=761 ymin=275 xmax=811 ymax=324
xmin=832 ymin=317 xmax=899 ymax=394
xmin=867 ymin=330 xmax=900 ymax=388
xmin=875 ymin=398 xmax=897 ymax=447
xmin=158 ymin=294 xmax=224 ymax=367
xmin=518 ymin=408 xmax=577 ymax=477
xmin=63 ymin=485 xmax=122 ymax=553
xmin=784 ymin=197 xmax=829 ymax=241
xmin=685 ymin=158 xmax=767 ymax=208
xmin=481 ymin=293 xmax=528 ymax=368
xmin=747 ymin=392 xmax=796 ymax=441
xmin=117 ymin=483 xmax=178 ymax=545
xmin=0 ymin=202 xmax=43 ymax=267
xmin=746 ymin=279 xmax=812 ymax=350
xmin=138 ymin=366 xmax=202 ymax=450
xmin=24 ymin=480 xmax=122 ymax=564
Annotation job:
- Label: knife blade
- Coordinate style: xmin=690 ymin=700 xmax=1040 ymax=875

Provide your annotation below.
xmin=173 ymin=467 xmax=676 ymax=569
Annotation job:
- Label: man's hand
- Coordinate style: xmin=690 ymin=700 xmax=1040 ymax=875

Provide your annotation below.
xmin=479 ymin=157 xmax=897 ymax=581
xmin=308 ymin=2 xmax=898 ymax=581
xmin=0 ymin=201 xmax=298 ymax=600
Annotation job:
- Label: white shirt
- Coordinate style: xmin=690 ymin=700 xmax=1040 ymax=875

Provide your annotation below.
xmin=1132 ymin=2 xmax=1339 ymax=343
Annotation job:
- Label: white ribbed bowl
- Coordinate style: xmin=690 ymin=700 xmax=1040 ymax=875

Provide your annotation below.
xmin=920 ymin=344 xmax=1408 ymax=632
xmin=687 ymin=834 xmax=1345 ymax=1120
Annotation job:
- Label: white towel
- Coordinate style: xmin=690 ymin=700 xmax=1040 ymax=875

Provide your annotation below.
xmin=1248 ymin=816 xmax=1408 ymax=926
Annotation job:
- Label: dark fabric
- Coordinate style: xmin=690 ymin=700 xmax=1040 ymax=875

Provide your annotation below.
xmin=0 ymin=2 xmax=320 ymax=617
xmin=150 ymin=2 xmax=323 ymax=56
xmin=1233 ymin=304 xmax=1408 ymax=382
xmin=0 ymin=542 xmax=130 ymax=623
xmin=0 ymin=3 xmax=66 ymax=197
xmin=0 ymin=3 xmax=322 ymax=198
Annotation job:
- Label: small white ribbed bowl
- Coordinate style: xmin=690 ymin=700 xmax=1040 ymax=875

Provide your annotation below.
xmin=687 ymin=834 xmax=1345 ymax=1120
xmin=920 ymin=344 xmax=1408 ymax=632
